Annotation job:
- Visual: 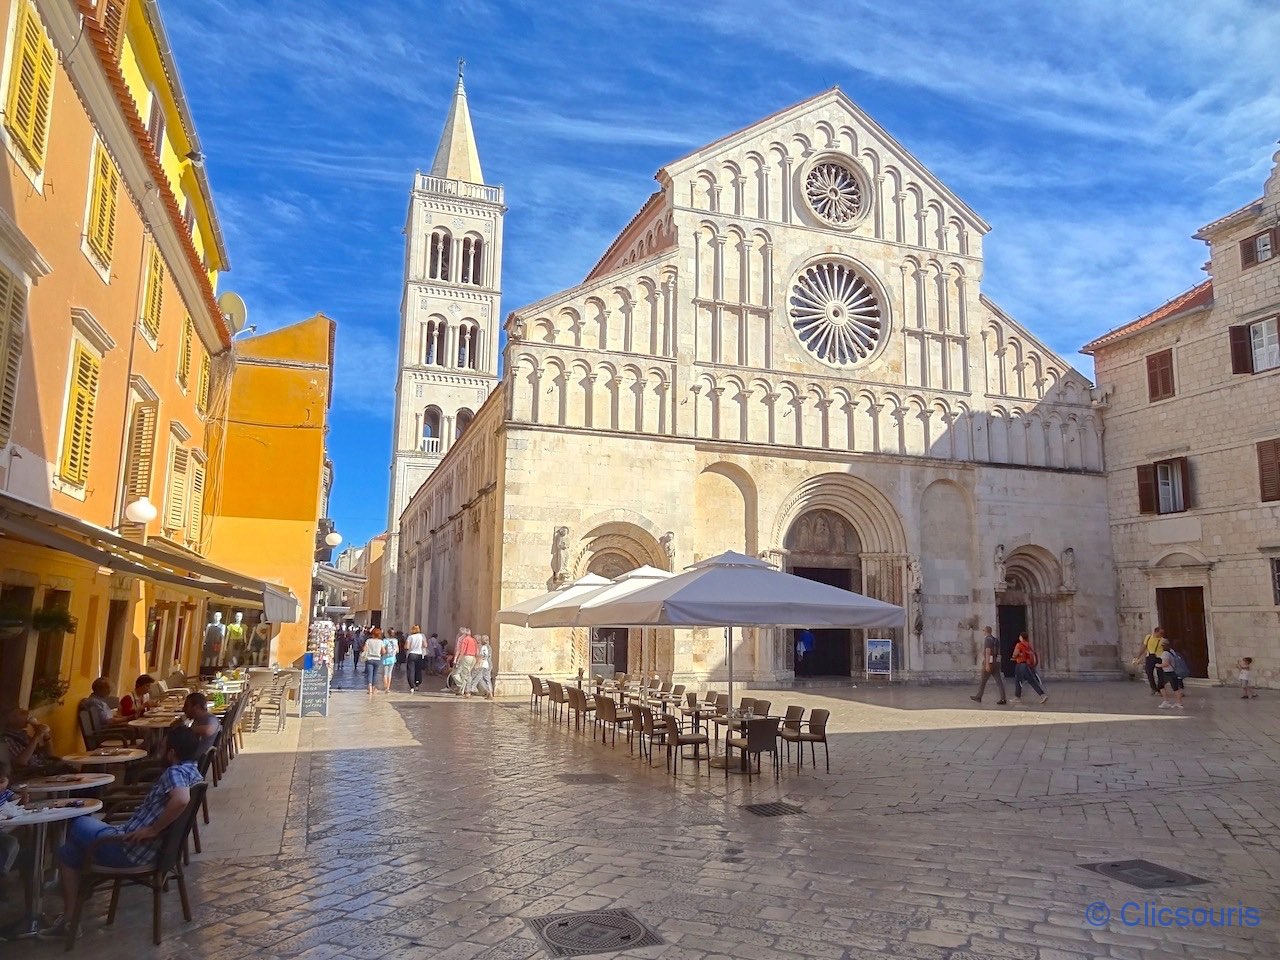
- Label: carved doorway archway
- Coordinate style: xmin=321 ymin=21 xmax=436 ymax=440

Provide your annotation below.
xmin=997 ymin=546 xmax=1067 ymax=674
xmin=784 ymin=509 xmax=862 ymax=677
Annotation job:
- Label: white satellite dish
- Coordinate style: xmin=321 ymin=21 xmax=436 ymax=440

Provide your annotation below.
xmin=217 ymin=291 xmax=248 ymax=334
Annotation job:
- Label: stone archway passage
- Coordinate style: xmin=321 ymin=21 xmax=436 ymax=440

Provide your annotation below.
xmin=1001 ymin=546 xmax=1068 ymax=672
xmin=785 ymin=508 xmax=862 ymax=678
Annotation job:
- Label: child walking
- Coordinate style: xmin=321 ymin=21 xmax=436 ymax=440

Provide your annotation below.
xmin=1238 ymin=657 xmax=1257 ymax=699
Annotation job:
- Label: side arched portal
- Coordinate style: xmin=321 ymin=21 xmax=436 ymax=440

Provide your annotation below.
xmin=997 ymin=545 xmax=1069 ymax=674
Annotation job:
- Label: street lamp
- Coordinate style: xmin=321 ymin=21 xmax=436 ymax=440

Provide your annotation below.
xmin=324 ymin=531 xmax=343 ymax=549
xmin=123 ymin=497 xmax=158 ymax=525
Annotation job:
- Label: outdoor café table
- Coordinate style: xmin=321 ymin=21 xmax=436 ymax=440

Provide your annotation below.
xmin=708 ymin=711 xmax=762 ymax=773
xmin=1 ymin=798 xmax=103 ymax=938
xmin=16 ymin=772 xmax=115 ymax=797
xmin=680 ymin=703 xmax=719 ymax=734
xmin=128 ymin=715 xmax=180 ymax=754
xmin=62 ymin=747 xmax=148 ymax=781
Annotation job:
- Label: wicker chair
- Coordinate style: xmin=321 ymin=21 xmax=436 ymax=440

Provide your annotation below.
xmin=661 ymin=714 xmax=710 ymax=776
xmin=65 ymin=782 xmax=208 ymax=948
xmin=750 ymin=698 xmax=772 ymax=717
xmin=594 ymin=694 xmax=634 ymax=750
xmin=725 ymin=717 xmax=782 ymax=781
xmin=791 ymin=707 xmax=831 ymax=772
xmin=710 ymin=697 xmax=754 ymax=752
xmin=776 ymin=705 xmax=806 ymax=765
xmin=634 ymin=705 xmax=667 ymax=765
xmin=566 ymin=686 xmax=597 ymax=733
xmin=528 ymin=676 xmax=548 ymax=715
xmin=76 ymin=705 xmax=140 ymax=750
xmin=545 ymin=680 xmax=570 ymax=726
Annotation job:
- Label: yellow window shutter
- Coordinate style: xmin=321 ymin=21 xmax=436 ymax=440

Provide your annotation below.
xmin=197 ymin=353 xmax=210 ymax=414
xmin=178 ymin=317 xmax=192 ymax=387
xmin=100 ymin=0 xmax=128 ymax=59
xmin=119 ymin=401 xmax=157 ymax=540
xmin=142 ymin=248 xmax=164 ymax=338
xmin=165 ymin=445 xmax=189 ymax=531
xmin=86 ymin=143 xmax=119 ymax=265
xmin=59 ymin=343 xmax=100 ymax=487
xmin=187 ymin=457 xmax=206 ymax=544
xmin=4 ymin=1 xmax=55 ymax=171
xmin=0 ymin=267 xmax=26 ymax=447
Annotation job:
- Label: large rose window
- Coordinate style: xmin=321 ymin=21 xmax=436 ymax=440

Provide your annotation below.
xmin=804 ymin=158 xmax=866 ymax=226
xmin=788 ymin=260 xmax=885 ymax=367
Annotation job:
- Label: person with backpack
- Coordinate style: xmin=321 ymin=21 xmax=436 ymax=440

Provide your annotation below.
xmin=1011 ymin=632 xmax=1048 ymax=704
xmin=1157 ymin=638 xmax=1187 ymax=709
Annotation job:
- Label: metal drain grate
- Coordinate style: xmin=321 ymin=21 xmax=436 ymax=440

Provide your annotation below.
xmin=742 ymin=801 xmax=804 ymax=817
xmin=1078 ymin=859 xmax=1209 ymax=890
xmin=555 ymin=773 xmax=620 ymax=784
xmin=527 ymin=907 xmax=664 ymax=958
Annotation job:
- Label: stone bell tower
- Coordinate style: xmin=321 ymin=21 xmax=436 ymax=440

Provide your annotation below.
xmin=383 ymin=61 xmax=505 ymax=628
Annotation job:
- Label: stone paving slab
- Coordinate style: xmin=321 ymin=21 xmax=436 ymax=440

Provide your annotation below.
xmin=2 ymin=674 xmax=1276 ymax=958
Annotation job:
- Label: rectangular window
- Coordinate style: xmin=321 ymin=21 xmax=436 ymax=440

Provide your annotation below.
xmin=1272 ymin=558 xmax=1280 ymax=606
xmin=164 ymin=443 xmax=189 ymax=532
xmin=146 ymin=89 xmax=165 ymax=159
xmin=85 ymin=142 xmax=120 ymax=266
xmin=0 ymin=264 xmax=27 ymax=446
xmin=177 ymin=317 xmax=192 ymax=388
xmin=141 ymin=247 xmax=164 ymax=339
xmin=59 ymin=342 xmax=101 ymax=487
xmin=1250 ymin=317 xmax=1279 ymax=373
xmin=120 ymin=401 xmax=157 ymax=537
xmin=3 ymin=0 xmax=55 ymax=172
xmin=99 ymin=0 xmax=127 ymax=58
xmin=1259 ymin=439 xmax=1280 ymax=503
xmin=187 ymin=457 xmax=206 ymax=544
xmin=1241 ymin=228 xmax=1280 ymax=269
xmin=1136 ymin=457 xmax=1191 ymax=515
xmin=196 ymin=353 xmax=210 ymax=414
xmin=1145 ymin=348 xmax=1175 ymax=401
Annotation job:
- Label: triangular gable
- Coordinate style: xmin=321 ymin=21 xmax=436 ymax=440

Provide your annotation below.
xmin=659 ymin=87 xmax=990 ymax=234
xmin=980 ymin=294 xmax=1092 ymax=386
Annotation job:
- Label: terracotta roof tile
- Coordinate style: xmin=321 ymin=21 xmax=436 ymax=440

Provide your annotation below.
xmin=1081 ymin=280 xmax=1213 ymax=354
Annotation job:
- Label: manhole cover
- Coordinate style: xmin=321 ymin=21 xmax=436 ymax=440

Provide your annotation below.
xmin=527 ymin=907 xmax=663 ymax=958
xmin=555 ymin=773 xmax=619 ymax=784
xmin=743 ymin=801 xmax=803 ymax=817
xmin=1078 ymin=859 xmax=1209 ymax=889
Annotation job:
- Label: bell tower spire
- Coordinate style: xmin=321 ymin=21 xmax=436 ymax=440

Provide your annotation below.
xmin=429 ymin=58 xmax=484 ymax=184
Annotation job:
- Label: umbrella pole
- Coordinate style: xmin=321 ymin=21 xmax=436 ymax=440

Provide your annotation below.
xmin=726 ymin=626 xmax=733 ymax=709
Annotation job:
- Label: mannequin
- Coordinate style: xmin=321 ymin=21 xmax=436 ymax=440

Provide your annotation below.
xmin=204 ymin=612 xmax=226 ymax=658
xmin=226 ymin=611 xmax=248 ymax=661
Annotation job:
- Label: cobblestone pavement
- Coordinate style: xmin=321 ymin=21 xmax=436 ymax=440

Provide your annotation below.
xmin=5 ymin=670 xmax=1277 ymax=959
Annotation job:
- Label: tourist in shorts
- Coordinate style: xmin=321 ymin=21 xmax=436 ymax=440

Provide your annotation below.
xmin=1157 ymin=639 xmax=1185 ymax=710
xmin=1237 ymin=657 xmax=1257 ymax=699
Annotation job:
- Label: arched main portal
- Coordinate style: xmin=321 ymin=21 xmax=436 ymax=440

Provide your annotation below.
xmin=784 ymin=509 xmax=861 ymax=677
xmin=996 ymin=546 xmax=1067 ymax=676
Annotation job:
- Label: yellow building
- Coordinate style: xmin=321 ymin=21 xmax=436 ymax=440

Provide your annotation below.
xmin=204 ymin=314 xmax=337 ymax=670
xmin=0 ymin=1 xmax=320 ymax=752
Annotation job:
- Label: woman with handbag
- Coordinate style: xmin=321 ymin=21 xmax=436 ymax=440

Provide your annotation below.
xmin=1012 ymin=632 xmax=1048 ymax=704
xmin=363 ymin=628 xmax=385 ymax=697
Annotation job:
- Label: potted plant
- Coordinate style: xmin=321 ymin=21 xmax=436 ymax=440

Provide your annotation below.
xmin=28 ymin=674 xmax=72 ymax=720
xmin=31 ymin=607 xmax=76 ymax=634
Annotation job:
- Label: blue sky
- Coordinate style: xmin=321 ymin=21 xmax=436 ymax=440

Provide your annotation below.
xmin=165 ymin=0 xmax=1280 ymax=548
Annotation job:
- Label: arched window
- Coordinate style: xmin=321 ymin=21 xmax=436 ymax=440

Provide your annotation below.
xmin=455 ymin=408 xmax=474 ymax=439
xmin=457 ymin=323 xmax=479 ymax=370
xmin=460 ymin=236 xmax=483 ymax=285
xmin=424 ymin=318 xmax=447 ymax=366
xmin=428 ymin=229 xmax=452 ymax=281
xmin=422 ymin=407 xmax=442 ymax=453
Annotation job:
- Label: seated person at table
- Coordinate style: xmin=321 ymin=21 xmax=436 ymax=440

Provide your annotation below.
xmin=175 ymin=692 xmax=221 ymax=755
xmin=118 ymin=674 xmax=156 ymax=718
xmin=43 ymin=726 xmax=202 ymax=937
xmin=0 ymin=759 xmax=34 ymax=905
xmin=78 ymin=678 xmax=142 ymax=745
xmin=2 ymin=706 xmax=74 ymax=777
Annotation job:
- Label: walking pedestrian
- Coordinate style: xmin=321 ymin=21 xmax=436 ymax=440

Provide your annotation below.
xmin=1011 ymin=632 xmax=1048 ymax=704
xmin=362 ymin=628 xmax=384 ymax=697
xmin=426 ymin=632 xmax=443 ymax=675
xmin=1133 ymin=627 xmax=1165 ymax=695
xmin=382 ymin=631 xmax=399 ymax=693
xmin=453 ymin=627 xmax=479 ymax=698
xmin=970 ymin=625 xmax=1007 ymax=705
xmin=468 ymin=634 xmax=494 ymax=699
xmin=406 ymin=625 xmax=427 ymax=693
xmin=1157 ymin=638 xmax=1186 ymax=710
xmin=352 ymin=628 xmax=365 ymax=672
xmin=1237 ymin=657 xmax=1257 ymax=699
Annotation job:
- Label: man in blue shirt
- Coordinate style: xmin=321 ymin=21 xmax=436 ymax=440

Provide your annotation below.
xmin=43 ymin=726 xmax=202 ymax=938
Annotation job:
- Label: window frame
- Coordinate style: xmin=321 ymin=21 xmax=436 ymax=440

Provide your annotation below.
xmin=1145 ymin=348 xmax=1176 ymax=402
xmin=1258 ymin=439 xmax=1280 ymax=504
xmin=1240 ymin=227 xmax=1280 ymax=269
xmin=56 ymin=337 xmax=103 ymax=492
xmin=0 ymin=260 xmax=27 ymax=448
xmin=1136 ymin=456 xmax=1191 ymax=515
xmin=140 ymin=245 xmax=164 ymax=344
xmin=2 ymin=0 xmax=56 ymax=182
xmin=177 ymin=316 xmax=192 ymax=390
xmin=1271 ymin=558 xmax=1280 ymax=607
xmin=83 ymin=138 xmax=120 ymax=272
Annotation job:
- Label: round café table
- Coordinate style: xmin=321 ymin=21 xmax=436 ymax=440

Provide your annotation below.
xmin=2 ymin=798 xmax=103 ymax=938
xmin=16 ymin=772 xmax=116 ymax=796
xmin=62 ymin=747 xmax=148 ymax=766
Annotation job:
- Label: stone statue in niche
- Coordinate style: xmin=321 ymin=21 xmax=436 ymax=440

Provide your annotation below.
xmin=1061 ymin=547 xmax=1076 ymax=593
xmin=660 ymin=531 xmax=676 ymax=569
xmin=813 ymin=514 xmax=831 ymax=553
xmin=993 ymin=543 xmax=1006 ymax=589
xmin=907 ymin=555 xmax=923 ymax=596
xmin=551 ymin=526 xmax=570 ymax=584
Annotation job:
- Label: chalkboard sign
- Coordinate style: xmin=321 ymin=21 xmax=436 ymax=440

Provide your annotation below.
xmin=300 ymin=663 xmax=330 ymax=717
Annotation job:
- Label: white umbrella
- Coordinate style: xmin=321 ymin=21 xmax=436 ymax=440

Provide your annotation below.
xmin=574 ymin=551 xmax=905 ymax=707
xmin=495 ymin=573 xmax=612 ymax=626
xmin=525 ymin=565 xmax=673 ymax=628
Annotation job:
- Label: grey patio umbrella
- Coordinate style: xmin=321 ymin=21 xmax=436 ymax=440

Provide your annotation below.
xmin=495 ymin=573 xmax=612 ymax=627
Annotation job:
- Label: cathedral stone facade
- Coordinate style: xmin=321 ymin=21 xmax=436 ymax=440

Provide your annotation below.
xmin=393 ymin=86 xmax=1120 ymax=693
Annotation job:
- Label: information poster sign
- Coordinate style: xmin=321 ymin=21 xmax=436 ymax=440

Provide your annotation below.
xmin=865 ymin=637 xmax=893 ymax=680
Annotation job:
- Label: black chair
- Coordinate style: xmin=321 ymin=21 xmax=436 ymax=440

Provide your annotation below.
xmin=65 ymin=782 xmax=209 ymax=948
xmin=725 ymin=717 xmax=782 ymax=781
